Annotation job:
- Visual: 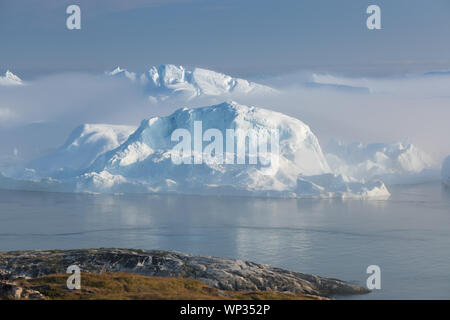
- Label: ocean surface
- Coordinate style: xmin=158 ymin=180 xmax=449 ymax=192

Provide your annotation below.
xmin=0 ymin=182 xmax=449 ymax=299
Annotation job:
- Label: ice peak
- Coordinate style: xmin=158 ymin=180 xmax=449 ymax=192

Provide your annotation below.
xmin=149 ymin=64 xmax=186 ymax=86
xmin=0 ymin=70 xmax=22 ymax=86
xmin=106 ymin=66 xmax=136 ymax=81
xmin=108 ymin=66 xmax=124 ymax=75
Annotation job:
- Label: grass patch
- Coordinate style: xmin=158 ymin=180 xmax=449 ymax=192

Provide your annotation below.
xmin=16 ymin=272 xmax=321 ymax=300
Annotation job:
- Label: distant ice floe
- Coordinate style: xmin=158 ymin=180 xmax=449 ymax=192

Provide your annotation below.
xmin=107 ymin=64 xmax=277 ymax=100
xmin=325 ymin=140 xmax=440 ymax=185
xmin=296 ymin=173 xmax=389 ymax=199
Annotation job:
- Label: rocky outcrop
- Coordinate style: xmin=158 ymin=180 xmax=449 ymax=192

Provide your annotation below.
xmin=0 ymin=280 xmax=47 ymax=300
xmin=0 ymin=248 xmax=368 ymax=298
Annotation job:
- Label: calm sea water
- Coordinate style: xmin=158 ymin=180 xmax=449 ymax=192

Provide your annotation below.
xmin=0 ymin=182 xmax=449 ymax=299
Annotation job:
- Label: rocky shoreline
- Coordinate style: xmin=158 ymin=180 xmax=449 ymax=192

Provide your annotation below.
xmin=0 ymin=248 xmax=369 ymax=299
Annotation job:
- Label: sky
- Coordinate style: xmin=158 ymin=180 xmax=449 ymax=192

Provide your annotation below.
xmin=1 ymin=0 xmax=450 ymax=78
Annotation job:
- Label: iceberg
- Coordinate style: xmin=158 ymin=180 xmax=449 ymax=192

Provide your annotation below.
xmin=0 ymin=70 xmax=22 ymax=86
xmin=2 ymin=102 xmax=390 ymax=199
xmin=85 ymin=101 xmax=331 ymax=195
xmin=108 ymin=64 xmax=275 ymax=100
xmin=442 ymin=156 xmax=450 ymax=186
xmin=296 ymin=173 xmax=389 ymax=199
xmin=325 ymin=140 xmax=439 ymax=185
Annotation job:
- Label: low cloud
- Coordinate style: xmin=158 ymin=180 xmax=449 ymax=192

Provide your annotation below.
xmin=231 ymin=72 xmax=450 ymax=162
xmin=0 ymin=107 xmax=15 ymax=121
xmin=0 ymin=73 xmax=153 ymax=127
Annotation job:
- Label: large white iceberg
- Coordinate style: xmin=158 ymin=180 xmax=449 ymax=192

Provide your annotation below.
xmin=325 ymin=140 xmax=438 ymax=184
xmin=107 ymin=64 xmax=275 ymax=100
xmin=1 ymin=102 xmax=389 ymax=199
xmin=85 ymin=101 xmax=330 ymax=195
xmin=442 ymin=156 xmax=450 ymax=186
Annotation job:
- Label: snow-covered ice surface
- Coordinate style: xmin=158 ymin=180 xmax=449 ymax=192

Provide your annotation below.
xmin=325 ymin=140 xmax=439 ymax=185
xmin=0 ymin=102 xmax=389 ymax=199
xmin=442 ymin=156 xmax=450 ymax=186
xmin=0 ymin=70 xmax=22 ymax=86
xmin=108 ymin=64 xmax=276 ymax=100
